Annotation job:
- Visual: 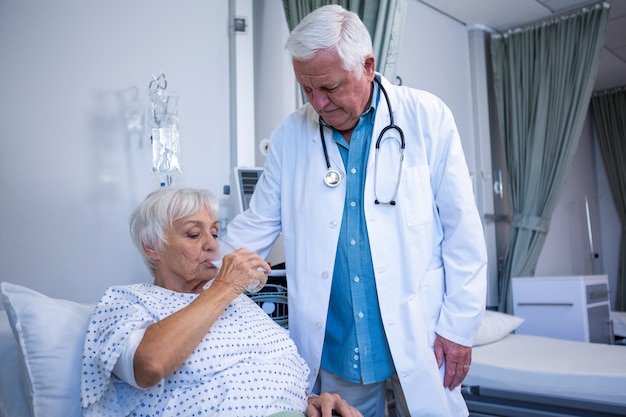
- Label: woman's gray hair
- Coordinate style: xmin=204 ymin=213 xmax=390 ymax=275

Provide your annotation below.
xmin=285 ymin=4 xmax=373 ymax=79
xmin=129 ymin=187 xmax=219 ymax=276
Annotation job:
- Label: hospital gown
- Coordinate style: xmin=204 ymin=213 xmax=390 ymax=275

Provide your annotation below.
xmin=80 ymin=283 xmax=309 ymax=417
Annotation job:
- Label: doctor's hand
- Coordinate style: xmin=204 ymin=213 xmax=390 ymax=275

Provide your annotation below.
xmin=305 ymin=393 xmax=363 ymax=417
xmin=434 ymin=333 xmax=472 ymax=390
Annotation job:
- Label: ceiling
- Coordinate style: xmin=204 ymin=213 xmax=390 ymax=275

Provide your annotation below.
xmin=418 ymin=0 xmax=626 ymax=92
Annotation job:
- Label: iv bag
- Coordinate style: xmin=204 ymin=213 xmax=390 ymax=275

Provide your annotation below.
xmin=149 ymin=87 xmax=182 ymax=181
xmin=151 ymin=125 xmax=181 ymax=175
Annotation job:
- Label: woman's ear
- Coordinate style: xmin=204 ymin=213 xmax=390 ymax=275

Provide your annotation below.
xmin=143 ymin=243 xmax=160 ymax=261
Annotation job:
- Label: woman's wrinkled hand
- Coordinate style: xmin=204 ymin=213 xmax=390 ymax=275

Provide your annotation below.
xmin=214 ymin=249 xmax=270 ymax=294
xmin=305 ymin=393 xmax=363 ymax=417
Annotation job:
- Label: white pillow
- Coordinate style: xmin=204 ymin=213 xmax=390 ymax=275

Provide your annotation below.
xmin=473 ymin=310 xmax=524 ymax=346
xmin=0 ymin=282 xmax=94 ymax=417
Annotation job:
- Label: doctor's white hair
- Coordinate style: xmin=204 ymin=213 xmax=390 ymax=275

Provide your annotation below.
xmin=129 ymin=187 xmax=219 ymax=276
xmin=285 ymin=4 xmax=373 ymax=79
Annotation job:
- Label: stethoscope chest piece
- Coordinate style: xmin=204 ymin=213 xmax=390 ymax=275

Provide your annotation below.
xmin=324 ymin=169 xmax=342 ymax=187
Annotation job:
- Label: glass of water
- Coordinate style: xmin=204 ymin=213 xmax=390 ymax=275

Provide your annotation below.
xmin=214 ymin=240 xmax=264 ymax=293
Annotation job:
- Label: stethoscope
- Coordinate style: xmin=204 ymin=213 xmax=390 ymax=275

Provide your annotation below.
xmin=319 ymin=76 xmax=405 ymax=205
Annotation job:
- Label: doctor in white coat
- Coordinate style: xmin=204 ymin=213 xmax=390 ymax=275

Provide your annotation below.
xmin=225 ymin=5 xmax=487 ymax=416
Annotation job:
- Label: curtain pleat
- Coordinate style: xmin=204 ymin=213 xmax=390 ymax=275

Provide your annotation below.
xmin=591 ymin=88 xmax=626 ymax=311
xmin=281 ymin=0 xmax=406 ymax=80
xmin=491 ymin=3 xmax=610 ymax=313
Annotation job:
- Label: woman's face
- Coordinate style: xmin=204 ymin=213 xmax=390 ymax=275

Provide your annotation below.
xmin=148 ymin=206 xmax=221 ymax=293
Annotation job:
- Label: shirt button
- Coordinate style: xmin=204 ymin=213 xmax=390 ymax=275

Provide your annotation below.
xmin=353 ymin=364 xmax=358 ymax=369
xmin=354 ymin=347 xmax=359 ymax=353
xmin=358 ymin=311 xmax=364 ymax=319
xmin=354 ymin=355 xmax=359 ymax=360
xmin=351 ymin=168 xmax=357 ymax=174
xmin=350 ymin=201 xmax=356 ymax=207
xmin=350 ymin=239 xmax=356 ymax=246
xmin=354 ymin=276 xmax=360 ymax=283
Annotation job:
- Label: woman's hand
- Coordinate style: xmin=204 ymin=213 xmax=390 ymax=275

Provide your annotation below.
xmin=214 ymin=248 xmax=270 ymax=294
xmin=305 ymin=393 xmax=363 ymax=417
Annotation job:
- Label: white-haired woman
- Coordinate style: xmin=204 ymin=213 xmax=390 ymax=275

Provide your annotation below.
xmin=80 ymin=187 xmax=361 ymax=417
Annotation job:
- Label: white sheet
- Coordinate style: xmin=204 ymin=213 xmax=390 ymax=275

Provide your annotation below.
xmin=464 ymin=333 xmax=626 ymax=406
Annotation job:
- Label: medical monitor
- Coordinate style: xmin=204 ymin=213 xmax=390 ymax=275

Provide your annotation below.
xmin=229 ymin=167 xmax=263 ymax=217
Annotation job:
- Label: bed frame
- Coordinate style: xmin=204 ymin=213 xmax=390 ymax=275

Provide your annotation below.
xmin=462 ymin=385 xmax=626 ymax=417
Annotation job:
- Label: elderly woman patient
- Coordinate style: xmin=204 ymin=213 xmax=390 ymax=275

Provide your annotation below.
xmin=80 ymin=187 xmax=360 ymax=417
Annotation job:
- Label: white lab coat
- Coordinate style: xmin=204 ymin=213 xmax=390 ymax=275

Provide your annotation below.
xmin=225 ymin=74 xmax=487 ymax=416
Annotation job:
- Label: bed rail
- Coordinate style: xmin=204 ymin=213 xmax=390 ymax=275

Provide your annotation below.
xmin=462 ymin=385 xmax=626 ymax=417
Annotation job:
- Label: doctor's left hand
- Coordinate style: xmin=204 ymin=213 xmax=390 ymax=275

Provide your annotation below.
xmin=434 ymin=333 xmax=472 ymax=390
xmin=306 ymin=392 xmax=363 ymax=417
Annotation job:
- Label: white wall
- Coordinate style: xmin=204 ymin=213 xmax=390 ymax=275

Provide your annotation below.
xmin=0 ymin=0 xmax=232 ymax=303
xmin=395 ymin=2 xmax=475 ymax=166
xmin=253 ymin=0 xmax=296 ymax=166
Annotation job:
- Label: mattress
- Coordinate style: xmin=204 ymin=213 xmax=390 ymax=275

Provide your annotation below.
xmin=464 ymin=333 xmax=626 ymax=406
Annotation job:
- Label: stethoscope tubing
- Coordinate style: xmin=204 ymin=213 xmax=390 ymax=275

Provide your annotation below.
xmin=319 ymin=76 xmax=405 ymax=204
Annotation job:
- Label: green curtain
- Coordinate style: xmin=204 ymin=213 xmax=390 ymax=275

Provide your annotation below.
xmin=491 ymin=3 xmax=610 ymax=313
xmin=281 ymin=0 xmax=407 ymax=81
xmin=591 ymin=87 xmax=626 ymax=311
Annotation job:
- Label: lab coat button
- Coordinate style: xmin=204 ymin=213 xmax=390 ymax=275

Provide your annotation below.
xmin=329 ymin=221 xmax=337 ymax=229
xmin=321 ymin=272 xmax=329 ymax=279
xmin=316 ymin=322 xmax=323 ymax=330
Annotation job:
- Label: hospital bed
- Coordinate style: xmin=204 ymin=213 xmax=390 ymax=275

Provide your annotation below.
xmin=461 ymin=311 xmax=626 ymax=416
xmin=3 ymin=281 xmax=626 ymax=417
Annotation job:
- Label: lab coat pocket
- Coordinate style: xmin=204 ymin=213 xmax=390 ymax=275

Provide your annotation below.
xmin=400 ymin=165 xmax=433 ymax=227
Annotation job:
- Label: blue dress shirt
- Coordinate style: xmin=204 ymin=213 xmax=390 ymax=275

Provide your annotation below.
xmin=320 ymin=82 xmax=395 ymax=384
